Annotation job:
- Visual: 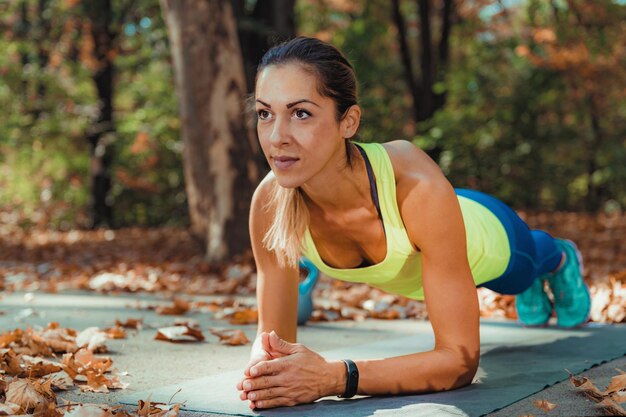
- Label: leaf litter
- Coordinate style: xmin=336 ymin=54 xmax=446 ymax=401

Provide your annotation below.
xmin=1 ymin=211 xmax=625 ymax=324
xmin=568 ymin=368 xmax=626 ymax=415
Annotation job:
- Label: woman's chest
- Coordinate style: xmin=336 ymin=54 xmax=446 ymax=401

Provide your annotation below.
xmin=308 ymin=209 xmax=387 ymax=269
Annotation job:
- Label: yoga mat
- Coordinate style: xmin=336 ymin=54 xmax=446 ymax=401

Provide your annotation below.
xmin=120 ymin=321 xmax=626 ymax=417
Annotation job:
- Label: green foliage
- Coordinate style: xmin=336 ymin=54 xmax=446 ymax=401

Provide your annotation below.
xmin=111 ymin=5 xmax=187 ymax=227
xmin=296 ymin=0 xmax=412 ymax=143
xmin=298 ymin=0 xmax=626 ymax=211
xmin=0 ymin=0 xmax=188 ymax=228
xmin=1 ymin=0 xmax=625 ymax=231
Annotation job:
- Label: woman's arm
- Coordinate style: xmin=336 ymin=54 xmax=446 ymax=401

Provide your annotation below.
xmin=239 ymin=174 xmax=348 ymax=408
xmin=249 ymin=174 xmax=300 ymax=343
xmin=355 ymin=175 xmax=480 ymax=394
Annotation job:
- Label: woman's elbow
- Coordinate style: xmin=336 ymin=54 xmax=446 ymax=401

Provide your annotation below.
xmin=450 ymin=350 xmax=479 ymax=389
xmin=439 ymin=347 xmax=480 ymax=391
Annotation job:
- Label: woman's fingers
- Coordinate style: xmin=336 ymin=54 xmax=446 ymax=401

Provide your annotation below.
xmin=244 ymin=351 xmax=270 ymax=377
xmin=242 ymin=373 xmax=281 ymax=392
xmin=249 ymin=357 xmax=287 ymax=377
xmin=253 ymin=397 xmax=295 ymax=409
xmin=246 ymin=385 xmax=288 ymax=402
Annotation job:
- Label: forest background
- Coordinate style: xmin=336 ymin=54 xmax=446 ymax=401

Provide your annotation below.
xmin=0 ymin=0 xmax=625 ymax=265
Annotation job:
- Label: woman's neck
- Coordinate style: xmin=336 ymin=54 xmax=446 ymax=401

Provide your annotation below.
xmin=300 ymin=142 xmax=370 ymax=216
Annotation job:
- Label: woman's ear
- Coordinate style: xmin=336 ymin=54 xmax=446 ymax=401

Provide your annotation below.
xmin=341 ymin=105 xmax=361 ymax=139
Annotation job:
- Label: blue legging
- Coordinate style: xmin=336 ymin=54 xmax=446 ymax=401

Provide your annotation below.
xmin=455 ymin=189 xmax=563 ymax=295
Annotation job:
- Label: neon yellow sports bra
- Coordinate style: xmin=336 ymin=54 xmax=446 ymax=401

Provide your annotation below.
xmin=300 ymin=141 xmax=511 ymax=300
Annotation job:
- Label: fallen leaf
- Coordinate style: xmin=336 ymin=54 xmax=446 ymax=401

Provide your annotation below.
xmin=156 ymin=298 xmax=190 ymax=315
xmin=42 ymin=370 xmax=74 ymax=390
xmin=63 ymin=404 xmax=119 ymax=417
xmin=35 ymin=322 xmax=79 ymax=353
xmin=76 ymin=327 xmax=108 ymax=352
xmin=115 ymin=318 xmax=143 ymax=330
xmin=104 ymin=326 xmax=127 ymax=339
xmin=0 ymin=349 xmax=22 ymax=376
xmin=533 ymin=399 xmax=558 ymax=411
xmin=0 ymin=329 xmax=23 ymax=349
xmin=74 ymin=349 xmax=113 ymax=373
xmin=568 ymin=372 xmax=605 ymax=401
xmin=598 ymin=398 xmax=626 ymax=416
xmin=155 ymin=326 xmax=205 ymax=342
xmin=209 ymin=329 xmax=250 ymax=346
xmin=22 ymin=355 xmax=63 ymax=377
xmin=605 ymin=369 xmax=626 ymax=399
xmin=5 ymin=379 xmax=48 ymax=414
xmin=228 ymin=308 xmax=258 ymax=325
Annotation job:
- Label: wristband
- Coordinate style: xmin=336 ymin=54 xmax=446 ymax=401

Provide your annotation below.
xmin=339 ymin=359 xmax=359 ymax=398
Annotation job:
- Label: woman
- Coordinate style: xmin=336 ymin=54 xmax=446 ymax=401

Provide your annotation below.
xmin=236 ymin=36 xmax=591 ymax=410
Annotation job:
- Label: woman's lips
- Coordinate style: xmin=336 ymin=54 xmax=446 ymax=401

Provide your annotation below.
xmin=273 ymin=157 xmax=299 ymax=170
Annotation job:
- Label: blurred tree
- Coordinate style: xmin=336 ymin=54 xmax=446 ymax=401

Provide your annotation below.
xmin=160 ymin=0 xmax=261 ymax=263
xmin=390 ymin=0 xmax=454 ymax=160
xmin=81 ymin=0 xmax=117 ymax=228
xmin=232 ymin=0 xmax=296 ymax=93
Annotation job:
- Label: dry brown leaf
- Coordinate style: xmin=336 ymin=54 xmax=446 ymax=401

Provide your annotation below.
xmin=115 ymin=318 xmax=143 ymax=330
xmin=22 ymin=355 xmax=63 ymax=377
xmin=137 ymin=398 xmax=180 ymax=417
xmin=0 ymin=349 xmax=22 ymax=376
xmin=35 ymin=323 xmax=79 ymax=353
xmin=606 ymin=370 xmax=626 ymax=398
xmin=76 ymin=327 xmax=108 ymax=352
xmin=74 ymin=349 xmax=113 ymax=373
xmin=598 ymin=398 xmax=626 ymax=416
xmin=43 ymin=370 xmax=74 ymax=390
xmin=155 ymin=326 xmax=205 ymax=343
xmin=63 ymin=404 xmax=119 ymax=417
xmin=81 ymin=371 xmax=110 ymax=393
xmin=209 ymin=329 xmax=250 ymax=346
xmin=5 ymin=378 xmax=49 ymax=414
xmin=533 ymin=399 xmax=558 ymax=411
xmin=156 ymin=298 xmax=190 ymax=315
xmin=568 ymin=372 xmax=605 ymax=401
xmin=228 ymin=308 xmax=258 ymax=325
xmin=0 ymin=329 xmax=23 ymax=349
xmin=150 ymin=403 xmax=180 ymax=417
xmin=104 ymin=326 xmax=127 ymax=339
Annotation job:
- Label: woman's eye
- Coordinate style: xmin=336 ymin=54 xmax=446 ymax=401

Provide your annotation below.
xmin=257 ymin=109 xmax=271 ymax=120
xmin=294 ymin=109 xmax=311 ymax=120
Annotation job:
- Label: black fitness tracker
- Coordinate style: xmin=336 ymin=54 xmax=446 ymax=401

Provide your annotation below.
xmin=339 ymin=359 xmax=359 ymax=398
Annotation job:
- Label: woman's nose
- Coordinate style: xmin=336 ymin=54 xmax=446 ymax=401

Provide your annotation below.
xmin=269 ymin=117 xmax=290 ymax=145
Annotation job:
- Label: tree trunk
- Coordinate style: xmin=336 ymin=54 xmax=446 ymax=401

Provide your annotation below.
xmin=161 ymin=0 xmax=261 ymax=263
xmin=85 ymin=0 xmax=116 ymax=228
xmin=233 ymin=0 xmax=296 ymax=94
xmin=390 ymin=0 xmax=454 ymax=161
xmin=391 ymin=0 xmax=420 ymax=123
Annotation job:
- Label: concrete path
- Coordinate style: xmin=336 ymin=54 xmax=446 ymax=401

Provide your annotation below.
xmin=1 ymin=291 xmax=623 ymax=417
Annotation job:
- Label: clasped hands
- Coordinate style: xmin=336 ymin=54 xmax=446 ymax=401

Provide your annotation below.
xmin=236 ymin=331 xmax=337 ymax=409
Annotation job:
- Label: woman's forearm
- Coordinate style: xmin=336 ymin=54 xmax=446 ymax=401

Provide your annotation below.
xmin=330 ymin=348 xmax=478 ymax=396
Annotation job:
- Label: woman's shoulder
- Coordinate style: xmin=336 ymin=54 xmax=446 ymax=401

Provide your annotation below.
xmin=251 ymin=170 xmax=277 ymax=213
xmin=381 ymin=139 xmax=449 ymax=194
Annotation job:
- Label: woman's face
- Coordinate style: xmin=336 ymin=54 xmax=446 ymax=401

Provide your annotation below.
xmin=255 ymin=63 xmax=349 ymax=189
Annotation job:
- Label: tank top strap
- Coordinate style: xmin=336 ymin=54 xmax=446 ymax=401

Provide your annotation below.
xmin=354 ymin=143 xmax=383 ymax=224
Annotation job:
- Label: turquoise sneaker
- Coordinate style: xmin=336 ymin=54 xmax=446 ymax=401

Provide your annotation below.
xmin=515 ymin=276 xmax=552 ymax=326
xmin=546 ymin=239 xmax=591 ymax=328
